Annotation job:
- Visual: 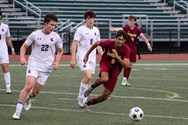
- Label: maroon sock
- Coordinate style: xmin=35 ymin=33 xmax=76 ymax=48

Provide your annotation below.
xmin=92 ymin=78 xmax=101 ymax=88
xmin=87 ymin=98 xmax=97 ymax=105
xmin=123 ymin=67 xmax=131 ymax=79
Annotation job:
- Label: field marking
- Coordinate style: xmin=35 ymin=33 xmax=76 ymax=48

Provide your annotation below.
xmin=8 ymin=63 xmax=188 ymax=67
xmin=1 ymin=104 xmax=188 ymax=120
xmin=1 ymin=88 xmax=188 ymax=120
xmin=0 ymin=89 xmax=187 ymax=103
xmin=132 ymin=87 xmax=179 ymax=99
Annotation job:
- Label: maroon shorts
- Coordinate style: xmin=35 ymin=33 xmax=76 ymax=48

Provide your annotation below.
xmin=100 ymin=62 xmax=122 ymax=92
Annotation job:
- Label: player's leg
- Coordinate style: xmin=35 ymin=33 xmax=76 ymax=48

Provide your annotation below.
xmin=77 ymin=55 xmax=95 ymax=107
xmin=84 ymin=87 xmax=111 ymax=112
xmin=13 ymin=76 xmax=36 ymax=120
xmin=84 ymin=72 xmax=109 ymax=97
xmin=24 ymin=71 xmax=48 ymax=111
xmin=0 ymin=52 xmax=12 ymax=93
xmin=1 ymin=63 xmax=12 ymax=93
xmin=122 ymin=51 xmax=136 ymax=86
xmin=77 ymin=69 xmax=92 ymax=107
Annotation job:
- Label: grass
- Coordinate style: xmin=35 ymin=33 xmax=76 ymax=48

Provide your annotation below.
xmin=0 ymin=60 xmax=188 ymax=125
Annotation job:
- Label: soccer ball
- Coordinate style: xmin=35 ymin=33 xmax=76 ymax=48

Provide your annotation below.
xmin=129 ymin=107 xmax=144 ymax=122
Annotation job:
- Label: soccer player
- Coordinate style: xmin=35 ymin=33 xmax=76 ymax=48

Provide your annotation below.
xmin=83 ymin=30 xmax=130 ymax=112
xmin=110 ymin=15 xmax=152 ymax=86
xmin=70 ymin=10 xmax=103 ymax=108
xmin=0 ymin=11 xmax=15 ymax=94
xmin=12 ymin=13 xmax=63 ymax=120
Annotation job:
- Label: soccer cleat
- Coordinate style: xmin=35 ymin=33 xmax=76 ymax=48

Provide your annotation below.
xmin=121 ymin=79 xmax=132 ymax=86
xmin=24 ymin=98 xmax=32 ymax=111
xmin=77 ymin=97 xmax=84 ymax=108
xmin=6 ymin=87 xmax=12 ymax=94
xmin=84 ymin=87 xmax=93 ymax=97
xmin=83 ymin=103 xmax=92 ymax=112
xmin=12 ymin=112 xmax=20 ymax=120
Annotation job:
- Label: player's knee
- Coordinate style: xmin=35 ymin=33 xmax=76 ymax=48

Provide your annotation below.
xmin=84 ymin=76 xmax=92 ymax=83
xmin=101 ymin=77 xmax=109 ymax=83
xmin=31 ymin=90 xmax=39 ymax=97
xmin=103 ymin=94 xmax=109 ymax=100
xmin=23 ymin=86 xmax=32 ymax=93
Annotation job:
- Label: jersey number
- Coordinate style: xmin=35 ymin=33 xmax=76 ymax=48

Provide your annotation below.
xmin=41 ymin=44 xmax=49 ymax=51
xmin=90 ymin=39 xmax=93 ymax=45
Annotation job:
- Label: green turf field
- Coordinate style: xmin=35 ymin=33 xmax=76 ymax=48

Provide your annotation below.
xmin=0 ymin=60 xmax=188 ymax=125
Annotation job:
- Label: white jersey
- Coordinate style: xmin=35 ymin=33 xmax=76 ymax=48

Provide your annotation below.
xmin=74 ymin=25 xmax=100 ymax=56
xmin=0 ymin=22 xmax=10 ymax=53
xmin=26 ymin=29 xmax=63 ymax=72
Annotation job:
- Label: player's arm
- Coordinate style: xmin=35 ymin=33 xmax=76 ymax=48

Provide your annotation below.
xmin=83 ymin=41 xmax=100 ymax=64
xmin=140 ymin=34 xmax=152 ymax=52
xmin=111 ymin=49 xmax=130 ymax=68
xmin=110 ymin=27 xmax=123 ymax=32
xmin=6 ymin=37 xmax=15 ymax=55
xmin=70 ymin=40 xmax=78 ymax=69
xmin=53 ymin=47 xmax=63 ymax=70
xmin=20 ymin=43 xmax=28 ymax=65
xmin=96 ymin=46 xmax=103 ymax=56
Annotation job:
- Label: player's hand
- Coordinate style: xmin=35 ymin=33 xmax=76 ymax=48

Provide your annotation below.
xmin=112 ymin=49 xmax=120 ymax=59
xmin=53 ymin=62 xmax=59 ymax=70
xmin=109 ymin=27 xmax=114 ymax=32
xmin=12 ymin=51 xmax=16 ymax=55
xmin=20 ymin=58 xmax=27 ymax=65
xmin=147 ymin=44 xmax=152 ymax=52
xmin=83 ymin=55 xmax=88 ymax=64
xmin=70 ymin=59 xmax=76 ymax=69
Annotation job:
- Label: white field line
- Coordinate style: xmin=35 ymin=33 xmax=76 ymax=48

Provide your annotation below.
xmin=8 ymin=63 xmax=188 ymax=67
xmin=1 ymin=103 xmax=188 ymax=120
xmin=1 ymin=89 xmax=188 ymax=120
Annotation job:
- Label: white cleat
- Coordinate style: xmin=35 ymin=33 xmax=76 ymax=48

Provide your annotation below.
xmin=77 ymin=97 xmax=84 ymax=108
xmin=24 ymin=98 xmax=32 ymax=111
xmin=83 ymin=103 xmax=93 ymax=112
xmin=12 ymin=112 xmax=20 ymax=120
xmin=6 ymin=88 xmax=12 ymax=94
xmin=84 ymin=87 xmax=93 ymax=97
xmin=121 ymin=79 xmax=132 ymax=86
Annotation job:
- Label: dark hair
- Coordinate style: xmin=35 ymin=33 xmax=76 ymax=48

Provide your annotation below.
xmin=44 ymin=13 xmax=58 ymax=23
xmin=84 ymin=10 xmax=96 ymax=19
xmin=115 ymin=30 xmax=128 ymax=39
xmin=128 ymin=15 xmax=137 ymax=21
xmin=0 ymin=11 xmax=2 ymax=16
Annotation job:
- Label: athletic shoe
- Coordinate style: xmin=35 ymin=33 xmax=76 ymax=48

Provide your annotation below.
xmin=12 ymin=112 xmax=20 ymax=120
xmin=24 ymin=98 xmax=32 ymax=111
xmin=84 ymin=87 xmax=93 ymax=97
xmin=77 ymin=97 xmax=84 ymax=108
xmin=121 ymin=79 xmax=132 ymax=86
xmin=6 ymin=87 xmax=12 ymax=94
xmin=83 ymin=103 xmax=92 ymax=112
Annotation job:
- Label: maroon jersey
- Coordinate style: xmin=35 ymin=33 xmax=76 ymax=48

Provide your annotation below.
xmin=99 ymin=40 xmax=130 ymax=68
xmin=123 ymin=25 xmax=142 ymax=53
xmin=99 ymin=40 xmax=130 ymax=92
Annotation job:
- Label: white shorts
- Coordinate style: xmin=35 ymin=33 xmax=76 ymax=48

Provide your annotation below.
xmin=26 ymin=68 xmax=50 ymax=85
xmin=0 ymin=50 xmax=9 ymax=64
xmin=76 ymin=53 xmax=96 ymax=74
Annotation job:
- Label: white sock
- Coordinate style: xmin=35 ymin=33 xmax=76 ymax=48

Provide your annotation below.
xmin=123 ymin=77 xmax=127 ymax=80
xmin=16 ymin=102 xmax=23 ymax=114
xmin=78 ymin=82 xmax=88 ymax=99
xmin=4 ymin=72 xmax=11 ymax=88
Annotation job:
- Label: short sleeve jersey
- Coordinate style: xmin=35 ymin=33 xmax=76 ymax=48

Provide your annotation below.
xmin=99 ymin=40 xmax=130 ymax=67
xmin=0 ymin=22 xmax=10 ymax=53
xmin=25 ymin=29 xmax=63 ymax=72
xmin=74 ymin=25 xmax=100 ymax=56
xmin=123 ymin=25 xmax=142 ymax=52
